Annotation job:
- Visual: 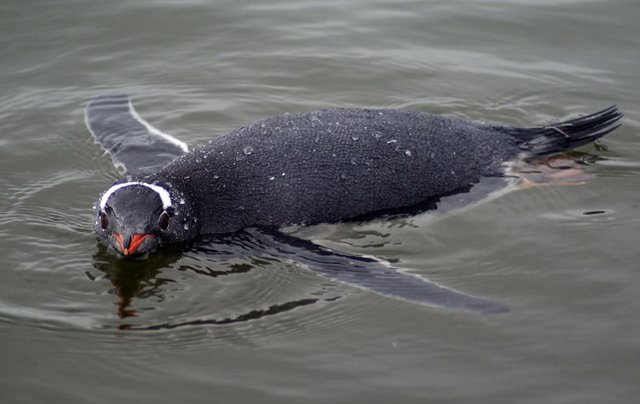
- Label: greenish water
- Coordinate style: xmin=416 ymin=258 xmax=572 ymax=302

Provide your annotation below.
xmin=1 ymin=0 xmax=639 ymax=403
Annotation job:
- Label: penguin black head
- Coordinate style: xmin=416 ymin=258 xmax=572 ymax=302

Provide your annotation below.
xmin=94 ymin=181 xmax=197 ymax=257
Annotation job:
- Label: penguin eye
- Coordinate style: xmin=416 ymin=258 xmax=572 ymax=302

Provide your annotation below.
xmin=158 ymin=211 xmax=170 ymax=231
xmin=99 ymin=212 xmax=109 ymax=230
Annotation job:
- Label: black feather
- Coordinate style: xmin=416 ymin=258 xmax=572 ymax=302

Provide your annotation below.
xmin=503 ymin=106 xmax=622 ymax=156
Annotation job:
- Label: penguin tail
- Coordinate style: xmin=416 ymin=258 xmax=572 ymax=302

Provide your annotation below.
xmin=505 ymin=106 xmax=622 ymax=156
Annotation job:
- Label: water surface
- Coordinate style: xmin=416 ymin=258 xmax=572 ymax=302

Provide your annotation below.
xmin=1 ymin=0 xmax=639 ymax=403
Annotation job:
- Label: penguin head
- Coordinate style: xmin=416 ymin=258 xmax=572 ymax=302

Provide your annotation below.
xmin=94 ymin=181 xmax=198 ymax=257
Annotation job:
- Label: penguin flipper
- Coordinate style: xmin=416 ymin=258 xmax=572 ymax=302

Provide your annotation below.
xmin=85 ymin=95 xmax=189 ymax=175
xmin=246 ymin=228 xmax=509 ymax=314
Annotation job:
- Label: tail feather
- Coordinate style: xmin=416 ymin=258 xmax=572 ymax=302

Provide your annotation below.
xmin=504 ymin=106 xmax=622 ymax=156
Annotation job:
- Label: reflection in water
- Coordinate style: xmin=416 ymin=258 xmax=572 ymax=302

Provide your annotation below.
xmin=91 ymin=244 xmax=180 ymax=319
xmin=90 ymin=235 xmax=341 ymax=330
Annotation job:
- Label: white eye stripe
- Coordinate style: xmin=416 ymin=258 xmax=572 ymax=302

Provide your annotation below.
xmin=99 ymin=182 xmax=173 ymax=211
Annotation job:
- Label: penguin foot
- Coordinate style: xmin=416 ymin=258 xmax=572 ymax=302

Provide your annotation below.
xmin=510 ymin=157 xmax=595 ymax=189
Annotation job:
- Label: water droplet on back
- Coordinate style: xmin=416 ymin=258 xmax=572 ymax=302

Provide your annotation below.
xmin=243 ymin=146 xmax=254 ymax=155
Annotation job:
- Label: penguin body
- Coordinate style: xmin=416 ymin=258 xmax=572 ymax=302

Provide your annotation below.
xmin=152 ymin=108 xmax=518 ymax=235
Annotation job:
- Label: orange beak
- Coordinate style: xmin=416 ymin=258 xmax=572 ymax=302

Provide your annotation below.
xmin=113 ymin=232 xmax=154 ymax=256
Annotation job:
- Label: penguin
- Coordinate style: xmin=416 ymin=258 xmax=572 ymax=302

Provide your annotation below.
xmin=87 ymin=95 xmax=621 ymax=258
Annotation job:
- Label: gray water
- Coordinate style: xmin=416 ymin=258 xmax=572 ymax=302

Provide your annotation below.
xmin=1 ymin=0 xmax=639 ymax=403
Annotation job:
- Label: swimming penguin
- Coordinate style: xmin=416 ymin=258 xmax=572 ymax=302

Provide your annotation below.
xmin=87 ymin=96 xmax=621 ymax=258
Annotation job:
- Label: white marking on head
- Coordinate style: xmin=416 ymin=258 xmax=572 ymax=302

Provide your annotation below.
xmin=127 ymin=99 xmax=189 ymax=153
xmin=99 ymin=182 xmax=173 ymax=211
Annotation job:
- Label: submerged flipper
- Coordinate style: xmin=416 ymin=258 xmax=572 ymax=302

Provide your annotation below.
xmin=85 ymin=95 xmax=189 ymax=174
xmin=241 ymin=228 xmax=509 ymax=314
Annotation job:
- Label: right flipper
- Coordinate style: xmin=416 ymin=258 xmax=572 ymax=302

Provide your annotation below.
xmin=85 ymin=95 xmax=189 ymax=175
